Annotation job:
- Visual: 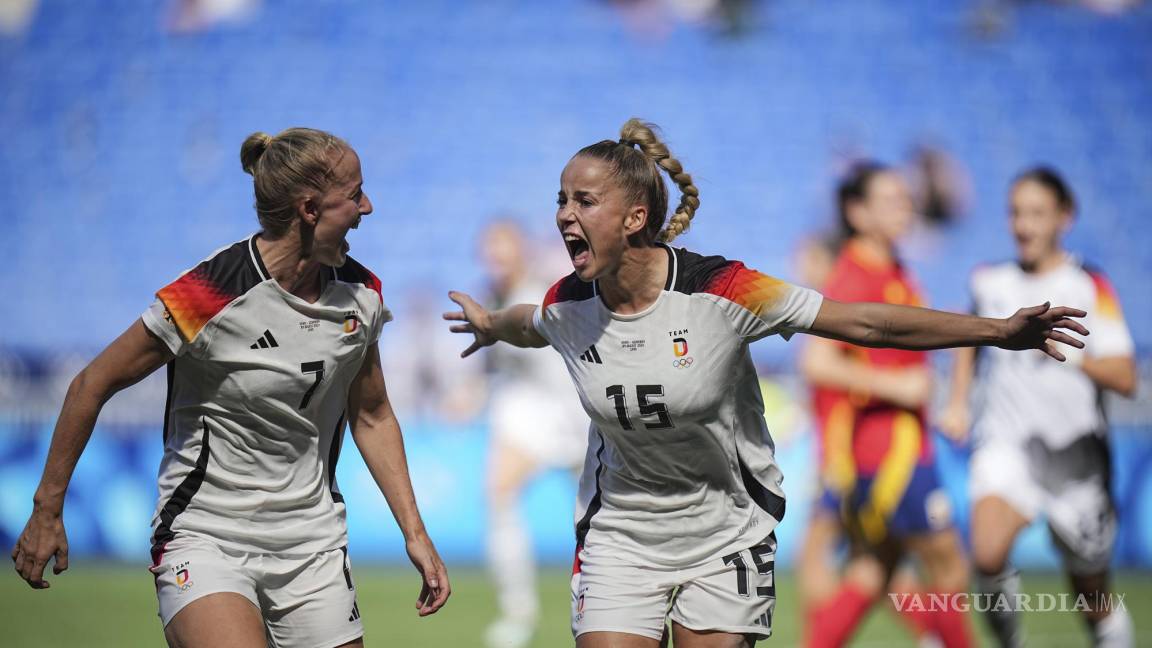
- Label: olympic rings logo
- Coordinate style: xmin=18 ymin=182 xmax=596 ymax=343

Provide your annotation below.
xmin=673 ymin=357 xmax=694 ymax=368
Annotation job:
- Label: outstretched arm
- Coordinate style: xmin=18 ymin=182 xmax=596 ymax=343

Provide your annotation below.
xmin=347 ymin=344 xmax=450 ymax=616
xmin=12 ymin=319 xmax=173 ymax=588
xmin=807 ymin=300 xmax=1088 ymax=361
xmin=443 ymin=291 xmax=547 ymax=358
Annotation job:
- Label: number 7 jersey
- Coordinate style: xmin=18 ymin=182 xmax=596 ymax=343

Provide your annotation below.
xmin=533 ymin=245 xmax=823 ymax=567
xmin=140 ymin=235 xmax=390 ymax=556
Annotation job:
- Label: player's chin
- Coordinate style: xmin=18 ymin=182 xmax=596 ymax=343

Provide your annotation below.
xmin=571 ymin=263 xmax=598 ymax=282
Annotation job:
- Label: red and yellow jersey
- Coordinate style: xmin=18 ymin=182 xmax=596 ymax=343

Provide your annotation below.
xmin=811 ymin=240 xmax=932 ymax=483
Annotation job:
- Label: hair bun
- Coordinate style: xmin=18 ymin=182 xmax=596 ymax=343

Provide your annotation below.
xmin=240 ymin=132 xmax=274 ymax=175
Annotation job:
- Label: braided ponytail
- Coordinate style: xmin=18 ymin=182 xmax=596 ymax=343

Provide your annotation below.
xmin=576 ymin=119 xmax=700 ymax=245
xmin=618 ymin=119 xmax=699 ymax=243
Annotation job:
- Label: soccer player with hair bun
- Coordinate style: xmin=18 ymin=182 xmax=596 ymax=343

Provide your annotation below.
xmin=445 ymin=118 xmax=1090 ymax=648
xmin=11 ymin=127 xmax=450 ymax=648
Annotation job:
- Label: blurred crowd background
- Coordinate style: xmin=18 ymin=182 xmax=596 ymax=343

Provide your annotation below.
xmin=0 ymin=0 xmax=1149 ymax=571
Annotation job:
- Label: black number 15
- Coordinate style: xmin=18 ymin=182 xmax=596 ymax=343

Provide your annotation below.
xmin=722 ymin=541 xmax=775 ymax=599
xmin=606 ymin=384 xmax=674 ymax=430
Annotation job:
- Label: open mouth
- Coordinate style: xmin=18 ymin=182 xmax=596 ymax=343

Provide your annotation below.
xmin=563 ymin=232 xmax=590 ymax=267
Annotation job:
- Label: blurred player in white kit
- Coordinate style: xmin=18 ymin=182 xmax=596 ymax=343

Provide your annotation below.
xmin=480 ymin=221 xmax=588 ymax=648
xmin=942 ymin=166 xmax=1137 ymax=648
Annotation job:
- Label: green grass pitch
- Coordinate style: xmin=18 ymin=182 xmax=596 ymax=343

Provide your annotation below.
xmin=2 ymin=565 xmax=1149 ymax=646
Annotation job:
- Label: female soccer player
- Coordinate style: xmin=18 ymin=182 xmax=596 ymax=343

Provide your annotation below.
xmin=444 ymin=119 xmax=1087 ymax=648
xmin=941 ymin=167 xmax=1136 ymax=648
xmin=478 ymin=220 xmax=588 ymax=648
xmin=799 ymin=162 xmax=969 ymax=647
xmin=11 ymin=128 xmax=450 ymax=648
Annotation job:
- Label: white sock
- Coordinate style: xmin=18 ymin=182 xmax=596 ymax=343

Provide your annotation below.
xmin=1093 ymin=605 xmax=1134 ymax=648
xmin=487 ymin=504 xmax=539 ymax=623
xmin=977 ymin=566 xmax=1023 ymax=648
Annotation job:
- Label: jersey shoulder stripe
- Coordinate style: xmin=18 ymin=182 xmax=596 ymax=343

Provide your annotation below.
xmin=156 ymin=236 xmax=267 ymax=343
xmin=1080 ymin=260 xmax=1123 ymax=319
xmin=697 ymin=257 xmax=790 ymax=318
xmin=334 ymin=254 xmax=382 ymax=303
xmin=669 ymin=247 xmax=733 ymax=295
xmin=542 ymin=272 xmax=595 ymax=309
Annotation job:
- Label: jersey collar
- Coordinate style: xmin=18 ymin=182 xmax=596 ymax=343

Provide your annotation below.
xmin=591 ymin=243 xmax=679 ymax=298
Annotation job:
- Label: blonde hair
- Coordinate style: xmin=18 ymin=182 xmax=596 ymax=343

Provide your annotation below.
xmin=575 ymin=118 xmax=700 ymax=243
xmin=239 ymin=127 xmax=349 ymax=237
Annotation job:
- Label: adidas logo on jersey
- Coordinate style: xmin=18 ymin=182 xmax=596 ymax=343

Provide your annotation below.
xmin=348 ymin=601 xmax=361 ymax=622
xmin=250 ymin=330 xmax=279 ymax=349
xmin=579 ymin=345 xmax=603 ymax=364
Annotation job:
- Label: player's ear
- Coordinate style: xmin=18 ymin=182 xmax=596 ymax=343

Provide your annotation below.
xmin=623 ymin=205 xmax=648 ymax=237
xmin=1058 ymin=208 xmax=1074 ymax=234
xmin=298 ymin=196 xmax=319 ymax=228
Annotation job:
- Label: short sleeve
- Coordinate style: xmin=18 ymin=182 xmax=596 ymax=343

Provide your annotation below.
xmin=1085 ymin=270 xmax=1134 ymax=358
xmin=531 ymin=304 xmax=553 ymax=346
xmin=141 ymin=299 xmax=189 ymax=356
xmin=371 ymin=301 xmax=394 ymax=345
xmin=702 ymin=263 xmax=824 ymax=342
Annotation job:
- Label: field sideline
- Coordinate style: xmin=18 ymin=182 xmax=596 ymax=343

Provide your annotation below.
xmin=1 ymin=566 xmax=1149 ymax=647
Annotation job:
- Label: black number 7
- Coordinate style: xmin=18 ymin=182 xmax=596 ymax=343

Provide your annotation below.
xmin=300 ymin=361 xmax=324 ymax=409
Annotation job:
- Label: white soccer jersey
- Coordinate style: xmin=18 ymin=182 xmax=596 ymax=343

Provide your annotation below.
xmin=969 ymin=256 xmax=1134 ymax=448
xmin=140 ymin=235 xmax=390 ymax=556
xmin=488 ymin=277 xmax=578 ymax=396
xmin=532 ymin=245 xmax=823 ymax=567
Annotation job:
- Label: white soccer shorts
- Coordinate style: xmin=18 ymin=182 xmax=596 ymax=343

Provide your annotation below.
xmin=571 ymin=534 xmax=777 ymax=641
xmin=970 ymin=437 xmax=1116 ymax=574
xmin=150 ymin=533 xmax=364 ymax=648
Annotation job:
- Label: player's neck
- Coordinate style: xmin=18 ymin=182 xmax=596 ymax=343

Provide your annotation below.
xmin=1019 ymin=248 xmax=1068 ymax=275
xmin=597 ymin=245 xmax=667 ymax=315
xmin=256 ymin=233 xmax=327 ymax=302
xmin=849 ymin=235 xmax=895 ymax=267
xmin=493 ymin=267 xmax=526 ymax=299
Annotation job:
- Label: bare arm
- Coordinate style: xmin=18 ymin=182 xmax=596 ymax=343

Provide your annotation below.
xmin=12 ymin=319 xmax=173 ymax=588
xmin=807 ymin=299 xmax=1088 ymax=360
xmin=347 ymin=344 xmax=450 ymax=616
xmin=799 ymin=337 xmax=932 ymax=410
xmin=1082 ymin=355 xmax=1137 ymax=398
xmin=443 ymin=291 xmax=547 ymax=358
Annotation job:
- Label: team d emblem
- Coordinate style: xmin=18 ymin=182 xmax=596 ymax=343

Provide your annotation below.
xmin=672 ymin=337 xmax=693 ymax=368
xmin=343 ymin=312 xmax=360 ymax=333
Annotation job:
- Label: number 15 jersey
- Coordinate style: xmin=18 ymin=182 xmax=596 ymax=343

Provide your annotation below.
xmin=533 ymin=245 xmax=823 ymax=567
xmin=141 ymin=235 xmax=390 ymax=556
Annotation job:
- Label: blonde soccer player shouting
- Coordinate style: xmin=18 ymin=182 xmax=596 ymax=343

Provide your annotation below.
xmin=446 ymin=119 xmax=1089 ymax=648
